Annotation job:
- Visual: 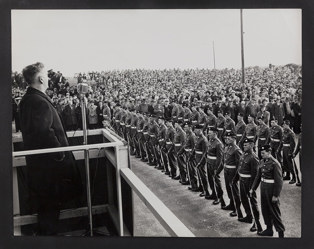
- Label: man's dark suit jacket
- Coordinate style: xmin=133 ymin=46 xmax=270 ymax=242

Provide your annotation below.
xmin=19 ymin=87 xmax=82 ymax=200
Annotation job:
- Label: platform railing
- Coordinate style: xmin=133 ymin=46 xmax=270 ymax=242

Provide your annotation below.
xmin=12 ymin=128 xmax=194 ymax=237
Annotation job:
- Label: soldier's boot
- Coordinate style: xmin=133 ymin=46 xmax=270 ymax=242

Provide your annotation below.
xmin=278 ymin=231 xmax=284 ymax=238
xmin=220 ymin=197 xmax=226 ymax=209
xmin=257 ymin=225 xmax=274 ymax=236
xmin=250 ymin=220 xmax=263 ymax=233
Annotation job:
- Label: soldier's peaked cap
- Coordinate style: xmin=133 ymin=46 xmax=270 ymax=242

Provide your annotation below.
xmin=225 ymin=131 xmax=236 ymax=137
xmin=243 ymin=138 xmax=254 ymax=144
xmin=209 ymin=126 xmax=218 ymax=132
xmin=260 ymin=144 xmax=271 ymax=152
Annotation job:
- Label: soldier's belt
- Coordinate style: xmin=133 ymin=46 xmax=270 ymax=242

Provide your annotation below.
xmin=207 ymin=156 xmax=217 ymax=160
xmin=126 ymin=125 xmax=131 ymax=127
xmin=178 ymin=117 xmax=183 ymax=120
xmin=137 ymin=130 xmax=143 ymax=132
xmin=172 ymin=116 xmax=177 ymax=118
xmin=271 ymin=138 xmax=280 ymax=142
xmin=283 ymin=144 xmax=290 ymax=147
xmin=174 ymin=143 xmax=182 ymax=146
xmin=131 ymin=126 xmax=136 ymax=129
xmin=192 ymin=121 xmax=197 ymax=123
xmin=143 ymin=132 xmax=148 ymax=135
xmin=261 ymin=178 xmax=274 ymax=183
xmin=236 ymin=134 xmax=242 ymax=137
xmin=104 ymin=115 xmax=108 ymax=117
xmin=259 ymin=138 xmax=266 ymax=140
xmin=120 ymin=122 xmax=125 ymax=125
xmin=199 ymin=123 xmax=205 ymax=126
xmin=195 ymin=151 xmax=203 ymax=154
xmin=115 ymin=120 xmax=119 ymax=123
xmin=247 ymin=136 xmax=254 ymax=139
xmin=185 ymin=148 xmax=192 ymax=152
xmin=166 ymin=142 xmax=173 ymax=145
xmin=217 ymin=128 xmax=223 ymax=130
xmin=239 ymin=173 xmax=251 ymax=178
xmin=225 ymin=165 xmax=236 ymax=169
xmin=158 ymin=139 xmax=164 ymax=142
xmin=184 ymin=119 xmax=189 ymax=122
xmin=226 ymin=129 xmax=231 ymax=132
xmin=150 ymin=135 xmax=156 ymax=137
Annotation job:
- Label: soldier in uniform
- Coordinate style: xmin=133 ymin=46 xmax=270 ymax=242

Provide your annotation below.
xmin=216 ymin=110 xmax=226 ymax=143
xmin=120 ymin=109 xmax=127 ymax=140
xmin=250 ymin=145 xmax=285 ymax=237
xmin=190 ymin=106 xmax=200 ymax=131
xmin=129 ymin=112 xmax=138 ymax=156
xmin=234 ymin=138 xmax=262 ymax=233
xmin=141 ymin=116 xmax=151 ymax=162
xmin=223 ymin=132 xmax=243 ymax=218
xmin=177 ymin=104 xmax=185 ymax=126
xmin=165 ymin=121 xmax=178 ymax=179
xmin=184 ymin=125 xmax=199 ymax=191
xmin=257 ymin=105 xmax=270 ymax=127
xmin=102 ymin=102 xmax=111 ymax=124
xmin=183 ymin=106 xmax=192 ymax=127
xmin=171 ymin=103 xmax=178 ymax=126
xmin=206 ymin=127 xmax=226 ymax=208
xmin=194 ymin=127 xmax=209 ymax=197
xmin=137 ymin=114 xmax=147 ymax=161
xmin=235 ymin=113 xmax=246 ymax=148
xmin=224 ymin=111 xmax=236 ymax=137
xmin=256 ymin=116 xmax=271 ymax=159
xmin=125 ymin=111 xmax=133 ymax=150
xmin=270 ymin=118 xmax=283 ymax=165
xmin=148 ymin=116 xmax=160 ymax=167
xmin=205 ymin=109 xmax=217 ymax=135
xmin=281 ymin=120 xmax=297 ymax=184
xmin=174 ymin=123 xmax=188 ymax=184
xmin=198 ymin=108 xmax=207 ymax=133
xmin=157 ymin=118 xmax=170 ymax=174
xmin=240 ymin=114 xmax=257 ymax=150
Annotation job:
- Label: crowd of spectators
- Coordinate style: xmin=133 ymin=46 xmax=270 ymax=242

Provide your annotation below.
xmin=12 ymin=64 xmax=302 ymax=134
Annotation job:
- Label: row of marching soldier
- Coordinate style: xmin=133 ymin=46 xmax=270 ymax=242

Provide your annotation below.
xmin=111 ymin=100 xmax=302 ymax=238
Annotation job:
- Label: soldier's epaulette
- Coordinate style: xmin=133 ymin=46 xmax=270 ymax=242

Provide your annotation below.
xmin=270 ymin=156 xmax=282 ymax=168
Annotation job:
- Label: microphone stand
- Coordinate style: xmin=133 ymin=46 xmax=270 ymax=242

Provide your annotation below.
xmin=80 ymin=94 xmax=94 ymax=236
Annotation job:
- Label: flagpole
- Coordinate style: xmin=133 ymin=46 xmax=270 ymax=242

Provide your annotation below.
xmin=240 ymin=9 xmax=245 ymax=84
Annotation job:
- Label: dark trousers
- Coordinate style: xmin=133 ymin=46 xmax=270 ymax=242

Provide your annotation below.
xmin=260 ymin=182 xmax=285 ymax=232
xmin=177 ymin=154 xmax=187 ymax=181
xmin=161 ymin=148 xmax=169 ymax=172
xmin=207 ymin=162 xmax=224 ymax=198
xmin=240 ymin=178 xmax=260 ymax=220
xmin=271 ymin=143 xmax=282 ymax=164
xmin=197 ymin=160 xmax=208 ymax=195
xmin=282 ymin=147 xmax=295 ymax=177
xmin=139 ymin=138 xmax=147 ymax=159
xmin=224 ymin=168 xmax=237 ymax=207
xmin=231 ymin=180 xmax=243 ymax=217
xmin=187 ymin=156 xmax=198 ymax=189
xmin=167 ymin=151 xmax=177 ymax=177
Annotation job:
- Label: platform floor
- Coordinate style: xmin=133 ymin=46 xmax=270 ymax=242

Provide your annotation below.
xmin=131 ymin=156 xmax=301 ymax=238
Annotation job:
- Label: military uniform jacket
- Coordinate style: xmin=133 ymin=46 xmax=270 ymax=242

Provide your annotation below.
xmin=238 ymin=151 xmax=259 ymax=186
xmin=191 ymin=110 xmax=200 ymax=126
xmin=224 ymin=117 xmax=236 ymax=134
xmin=257 ymin=124 xmax=271 ymax=144
xmin=183 ymin=108 xmax=192 ymax=125
xmin=102 ymin=105 xmax=111 ymax=121
xmin=157 ymin=124 xmax=167 ymax=148
xmin=198 ymin=111 xmax=207 ymax=129
xmin=207 ymin=137 xmax=224 ymax=173
xmin=137 ymin=117 xmax=145 ymax=140
xmin=251 ymin=156 xmax=283 ymax=197
xmin=171 ymin=105 xmax=178 ymax=122
xmin=173 ymin=127 xmax=186 ymax=156
xmin=177 ymin=105 xmax=185 ymax=123
xmin=149 ymin=121 xmax=159 ymax=144
xmin=125 ymin=113 xmax=132 ymax=132
xmin=206 ymin=113 xmax=217 ymax=130
xmin=120 ymin=112 xmax=127 ymax=128
xmin=224 ymin=143 xmax=242 ymax=169
xmin=282 ymin=128 xmax=295 ymax=154
xmin=142 ymin=120 xmax=150 ymax=141
xmin=216 ymin=116 xmax=226 ymax=135
xmin=194 ymin=134 xmax=208 ymax=164
xmin=130 ymin=114 xmax=138 ymax=137
xmin=235 ymin=120 xmax=246 ymax=141
xmin=165 ymin=126 xmax=176 ymax=152
xmin=242 ymin=122 xmax=257 ymax=142
xmin=184 ymin=132 xmax=196 ymax=159
xmin=270 ymin=125 xmax=283 ymax=148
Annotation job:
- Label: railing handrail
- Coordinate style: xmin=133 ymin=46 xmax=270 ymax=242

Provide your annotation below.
xmin=120 ymin=168 xmax=195 ymax=237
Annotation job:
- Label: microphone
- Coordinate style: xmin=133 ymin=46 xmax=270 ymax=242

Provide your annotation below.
xmin=77 ymin=83 xmax=89 ymax=95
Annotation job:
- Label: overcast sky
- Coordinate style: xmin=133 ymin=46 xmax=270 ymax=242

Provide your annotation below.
xmin=11 ymin=9 xmax=301 ymax=77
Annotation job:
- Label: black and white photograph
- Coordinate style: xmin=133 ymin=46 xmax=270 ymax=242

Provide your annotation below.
xmin=11 ymin=9 xmax=302 ymax=238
